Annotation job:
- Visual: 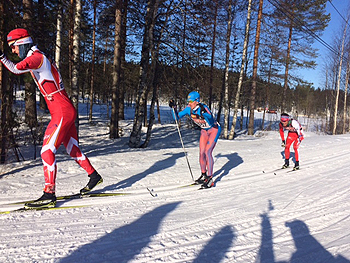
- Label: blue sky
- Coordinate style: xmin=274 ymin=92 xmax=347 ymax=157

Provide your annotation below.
xmin=299 ymin=0 xmax=350 ymax=89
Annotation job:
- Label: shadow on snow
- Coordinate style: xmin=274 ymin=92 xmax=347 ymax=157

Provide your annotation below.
xmin=258 ymin=200 xmax=349 ymax=263
xmin=59 ymin=202 xmax=237 ymax=263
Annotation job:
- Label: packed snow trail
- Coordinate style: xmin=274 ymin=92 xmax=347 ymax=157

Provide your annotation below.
xmin=0 ymin=119 xmax=349 ymax=262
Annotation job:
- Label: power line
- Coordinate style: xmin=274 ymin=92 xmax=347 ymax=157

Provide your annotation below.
xmin=266 ymin=0 xmax=342 ymax=60
xmin=328 ymin=0 xmax=350 ymax=29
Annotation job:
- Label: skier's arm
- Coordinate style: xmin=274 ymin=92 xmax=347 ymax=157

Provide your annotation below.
xmin=279 ymin=122 xmax=285 ymax=140
xmin=0 ymin=55 xmax=31 ymax=75
xmin=169 ymin=99 xmax=190 ymax=120
xmin=0 ymin=50 xmax=43 ymax=74
xmin=198 ymin=104 xmax=210 ymax=118
xmin=292 ymin=120 xmax=304 ymax=142
xmin=177 ymin=107 xmax=190 ymax=119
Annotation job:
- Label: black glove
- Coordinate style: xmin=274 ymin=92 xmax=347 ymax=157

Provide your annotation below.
xmin=281 ymin=140 xmax=286 ymax=147
xmin=0 ymin=49 xmax=4 ymax=59
xmin=169 ymin=99 xmax=176 ymax=108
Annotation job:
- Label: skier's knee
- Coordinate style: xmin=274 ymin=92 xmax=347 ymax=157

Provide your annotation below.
xmin=41 ymin=149 xmax=55 ymax=166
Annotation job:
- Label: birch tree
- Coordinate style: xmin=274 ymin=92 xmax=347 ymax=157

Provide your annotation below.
xmin=55 ymin=1 xmax=63 ymax=69
xmin=219 ymin=0 xmax=234 ymax=138
xmin=89 ymin=0 xmax=97 ymax=123
xmin=71 ymin=0 xmax=82 ymax=131
xmin=208 ymin=0 xmax=218 ymax=109
xmin=344 ymin=51 xmax=350 ymax=134
xmin=333 ymin=18 xmax=348 ymax=134
xmin=228 ymin=0 xmax=252 ymax=140
xmin=248 ymin=0 xmax=263 ymax=135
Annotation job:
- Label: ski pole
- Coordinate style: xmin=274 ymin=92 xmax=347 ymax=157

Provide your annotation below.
xmin=172 ymin=107 xmax=194 ymax=181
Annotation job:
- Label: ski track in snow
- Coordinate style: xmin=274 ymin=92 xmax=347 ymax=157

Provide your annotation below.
xmin=0 ymin=114 xmax=349 ymax=263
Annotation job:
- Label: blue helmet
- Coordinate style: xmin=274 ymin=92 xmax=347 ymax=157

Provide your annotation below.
xmin=187 ymin=91 xmax=200 ymax=102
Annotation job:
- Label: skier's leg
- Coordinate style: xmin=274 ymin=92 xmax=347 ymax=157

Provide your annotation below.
xmin=199 ymin=130 xmax=209 ymax=174
xmin=63 ymin=122 xmax=95 ymax=175
xmin=293 ymin=136 xmax=300 ymax=169
xmin=200 ymin=127 xmax=220 ymax=188
xmin=204 ymin=128 xmax=219 ymax=176
xmin=293 ymin=138 xmax=300 ymax=162
xmin=41 ymin=118 xmax=65 ymax=193
xmin=63 ymin=122 xmax=102 ymax=193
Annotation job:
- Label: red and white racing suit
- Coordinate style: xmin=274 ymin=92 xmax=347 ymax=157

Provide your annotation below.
xmin=279 ymin=119 xmax=304 ymax=162
xmin=1 ymin=46 xmax=96 ymax=193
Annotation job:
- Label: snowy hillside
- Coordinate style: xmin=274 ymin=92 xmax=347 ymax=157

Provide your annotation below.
xmin=0 ymin=105 xmax=349 ymax=263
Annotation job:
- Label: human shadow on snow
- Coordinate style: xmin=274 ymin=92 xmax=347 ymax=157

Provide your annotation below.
xmin=193 ymin=225 xmax=236 ymax=263
xmin=98 ymin=152 xmax=185 ymax=191
xmin=59 ymin=202 xmax=181 ymax=263
xmin=213 ymin=152 xmax=243 ymax=185
xmin=59 ymin=202 xmax=236 ymax=263
xmin=258 ymin=200 xmax=349 ymax=263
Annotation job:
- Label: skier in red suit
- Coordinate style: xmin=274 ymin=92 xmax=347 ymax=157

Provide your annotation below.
xmin=0 ymin=28 xmax=102 ymax=208
xmin=279 ymin=113 xmax=304 ymax=170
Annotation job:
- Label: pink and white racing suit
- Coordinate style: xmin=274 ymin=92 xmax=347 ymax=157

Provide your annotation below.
xmin=1 ymin=46 xmax=96 ymax=193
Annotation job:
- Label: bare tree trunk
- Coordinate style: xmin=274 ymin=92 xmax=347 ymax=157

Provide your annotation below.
xmin=141 ymin=63 xmax=158 ymax=148
xmin=23 ymin=0 xmax=37 ymax=130
xmin=343 ymin=60 xmax=349 ymax=134
xmin=157 ymin=97 xmax=161 ymax=124
xmin=55 ymin=1 xmax=63 ymax=69
xmin=129 ymin=0 xmax=160 ymax=148
xmin=68 ymin=0 xmax=74 ymax=96
xmin=119 ymin=0 xmax=128 ymax=120
xmin=333 ymin=20 xmax=348 ymax=135
xmin=142 ymin=0 xmax=174 ymax=147
xmin=89 ymin=0 xmax=97 ymax=123
xmin=344 ymin=53 xmax=350 ymax=134
xmin=103 ymin=32 xmax=110 ymax=119
xmin=110 ymin=0 xmax=123 ymax=139
xmin=282 ymin=22 xmax=293 ymax=112
xmin=221 ymin=0 xmax=234 ymax=138
xmin=248 ymin=0 xmax=263 ymax=135
xmin=208 ymin=0 xmax=218 ymax=109
xmin=228 ymin=0 xmax=252 ymax=140
xmin=72 ymin=0 xmax=82 ymax=132
xmin=0 ymin=65 xmax=9 ymax=164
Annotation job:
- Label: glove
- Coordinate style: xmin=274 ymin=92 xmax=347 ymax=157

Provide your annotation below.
xmin=0 ymin=49 xmax=4 ymax=59
xmin=169 ymin=99 xmax=176 ymax=108
xmin=298 ymin=135 xmax=304 ymax=144
xmin=281 ymin=140 xmax=286 ymax=147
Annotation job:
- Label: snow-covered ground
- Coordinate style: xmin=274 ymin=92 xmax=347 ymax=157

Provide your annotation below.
xmin=0 ymin=104 xmax=349 ymax=263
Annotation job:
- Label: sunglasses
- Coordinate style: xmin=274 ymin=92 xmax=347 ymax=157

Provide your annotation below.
xmin=281 ymin=118 xmax=289 ymax=122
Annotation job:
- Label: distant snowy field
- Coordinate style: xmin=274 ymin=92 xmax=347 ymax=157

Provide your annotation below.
xmin=0 ymin=102 xmax=349 ymax=263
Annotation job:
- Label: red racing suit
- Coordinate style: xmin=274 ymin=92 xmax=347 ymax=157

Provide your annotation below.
xmin=279 ymin=119 xmax=304 ymax=162
xmin=1 ymin=46 xmax=96 ymax=193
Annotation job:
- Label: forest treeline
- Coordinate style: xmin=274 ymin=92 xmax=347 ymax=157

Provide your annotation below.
xmin=0 ymin=0 xmax=349 ymax=163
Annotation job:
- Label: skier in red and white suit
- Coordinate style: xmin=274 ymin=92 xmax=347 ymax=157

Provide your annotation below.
xmin=0 ymin=28 xmax=102 ymax=207
xmin=279 ymin=113 xmax=304 ymax=170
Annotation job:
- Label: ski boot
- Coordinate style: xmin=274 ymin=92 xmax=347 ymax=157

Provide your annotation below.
xmin=282 ymin=159 xmax=289 ymax=169
xmin=80 ymin=171 xmax=103 ymax=194
xmin=25 ymin=191 xmax=57 ymax=209
xmin=293 ymin=161 xmax=300 ymax=171
xmin=201 ymin=176 xmax=214 ymax=189
xmin=195 ymin=172 xmax=207 ymax=185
